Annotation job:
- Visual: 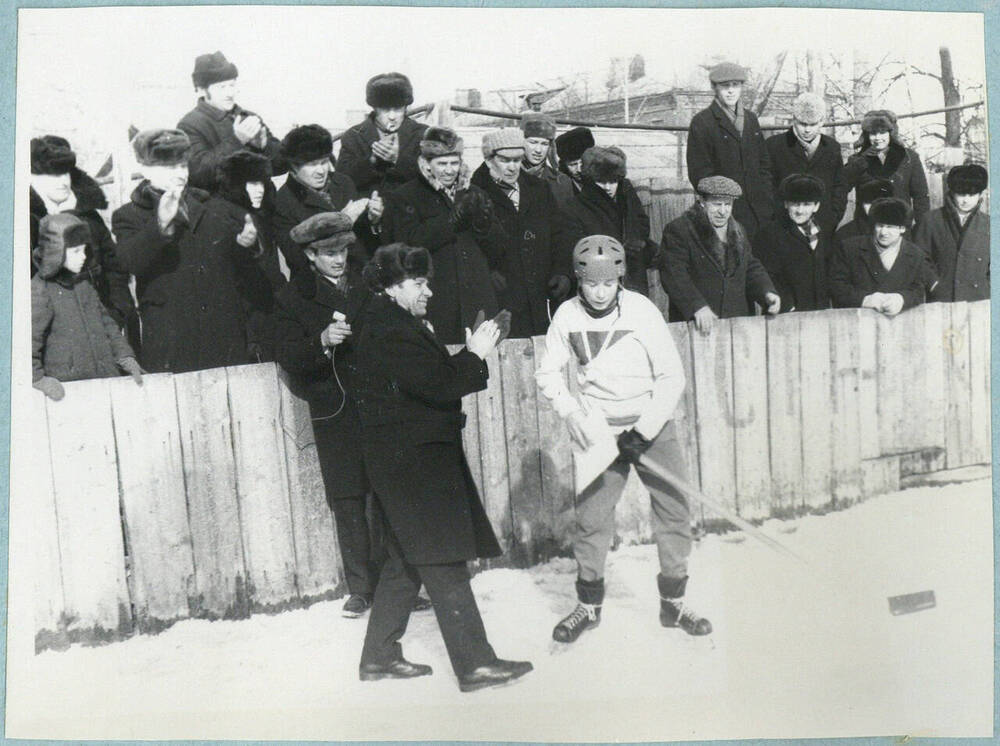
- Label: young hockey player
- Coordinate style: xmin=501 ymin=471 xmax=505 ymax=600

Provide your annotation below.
xmin=536 ymin=234 xmax=712 ymax=643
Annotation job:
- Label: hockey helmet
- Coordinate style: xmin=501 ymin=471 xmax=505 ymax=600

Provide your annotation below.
xmin=573 ymin=235 xmax=626 ymax=283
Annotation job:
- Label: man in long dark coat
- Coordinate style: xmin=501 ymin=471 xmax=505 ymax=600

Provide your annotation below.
xmin=353 ymin=243 xmax=532 ymax=692
xmin=471 ymin=127 xmax=572 ymax=337
xmin=335 ymin=73 xmax=428 ymax=196
xmin=686 ymin=62 xmax=774 ymax=237
xmin=177 ymin=51 xmax=285 ymax=191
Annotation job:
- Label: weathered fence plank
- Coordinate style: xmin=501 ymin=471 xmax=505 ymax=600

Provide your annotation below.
xmin=968 ymin=300 xmax=991 ymax=465
xmin=945 ymin=302 xmax=974 ymax=468
xmin=920 ymin=302 xmax=948 ymax=455
xmin=830 ymin=310 xmax=863 ymax=504
xmin=227 ymin=365 xmax=299 ymax=610
xmin=45 ymin=378 xmax=131 ymax=640
xmin=765 ymin=312 xmax=802 ymax=512
xmin=799 ymin=311 xmax=833 ymax=508
xmin=111 ymin=374 xmax=195 ymax=633
xmin=731 ymin=315 xmax=771 ymax=518
xmin=857 ymin=310 xmax=880 ymax=460
xmin=668 ymin=322 xmax=701 ymax=520
xmin=30 ymin=392 xmax=65 ymax=646
xmin=477 ymin=347 xmax=512 ymax=552
xmin=174 ymin=368 xmax=249 ymax=620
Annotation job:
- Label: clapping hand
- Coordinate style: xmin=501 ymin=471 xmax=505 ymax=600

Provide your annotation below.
xmin=367 ymin=191 xmax=384 ymax=224
xmin=157 ymin=186 xmax=184 ymax=231
xmin=236 ymin=214 xmax=258 ymax=248
xmin=233 ymin=114 xmax=263 ymax=145
xmin=465 ymin=318 xmax=501 ymax=359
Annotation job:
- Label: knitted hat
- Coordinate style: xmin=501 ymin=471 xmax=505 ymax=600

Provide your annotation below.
xmin=366 ymin=73 xmax=414 ymax=109
xmin=947 ymin=163 xmax=988 ymax=195
xmin=697 ymin=175 xmax=743 ymax=198
xmin=868 ymin=197 xmax=910 ymax=227
xmin=792 ymin=92 xmax=826 ymax=123
xmin=857 ymin=179 xmax=894 ymax=204
xmin=31 ymin=135 xmax=76 ymax=175
xmin=33 ymin=213 xmax=91 ymax=279
xmin=219 ymin=150 xmax=272 ymax=190
xmin=861 ymin=109 xmax=898 ymax=135
xmin=555 ymin=127 xmax=595 ymax=162
xmin=481 ymin=128 xmax=526 ymax=158
xmin=420 ymin=126 xmax=464 ymax=160
xmin=779 ymin=173 xmax=824 ymax=203
xmin=363 ymin=243 xmax=433 ymax=292
xmin=290 ymin=212 xmax=355 ymax=252
xmin=192 ymin=51 xmax=238 ymax=89
xmin=520 ymin=112 xmax=557 ymax=141
xmin=281 ymin=124 xmax=333 ymax=165
xmin=573 ymin=235 xmax=626 ymax=282
xmin=582 ymin=146 xmax=626 ymax=183
xmin=132 ymin=129 xmax=190 ymax=167
xmin=709 ymin=62 xmax=747 ymax=84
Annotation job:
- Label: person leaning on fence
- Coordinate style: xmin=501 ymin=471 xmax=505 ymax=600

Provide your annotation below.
xmin=686 ymin=62 xmax=774 ymax=238
xmin=177 ymin=51 xmax=285 ymax=191
xmin=555 ymin=126 xmax=595 ymax=196
xmin=32 ymin=213 xmax=144 ymax=401
xmin=335 ymin=72 xmax=429 ymax=196
xmin=829 ymin=197 xmax=938 ymax=316
xmin=765 ymin=92 xmax=848 ymax=236
xmin=562 ymin=146 xmax=660 ymax=297
xmin=273 ymin=124 xmax=383 ymax=280
xmin=913 ymin=163 xmax=990 ymax=302
xmin=536 ymin=235 xmax=711 ymax=644
xmin=519 ymin=112 xmax=575 ymax=208
xmin=30 ymin=136 xmax=140 ymax=353
xmin=471 ymin=127 xmax=572 ymax=337
xmin=753 ymin=174 xmax=833 ymax=312
xmin=844 ymin=109 xmax=930 ymax=228
xmin=380 ymin=126 xmax=504 ymax=345
xmin=352 ymin=243 xmax=532 ymax=692
xmin=834 ymin=178 xmax=893 ymax=248
xmin=658 ymin=175 xmax=780 ymax=334
xmin=112 ymin=129 xmax=264 ymax=373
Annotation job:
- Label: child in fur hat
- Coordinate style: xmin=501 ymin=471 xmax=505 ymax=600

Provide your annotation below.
xmin=32 ymin=214 xmax=143 ymax=401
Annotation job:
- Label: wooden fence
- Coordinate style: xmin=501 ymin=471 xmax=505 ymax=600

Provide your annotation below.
xmin=27 ymin=301 xmax=990 ymax=651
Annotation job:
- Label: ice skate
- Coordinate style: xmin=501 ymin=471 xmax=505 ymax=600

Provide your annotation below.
xmin=658 ymin=574 xmax=712 ymax=636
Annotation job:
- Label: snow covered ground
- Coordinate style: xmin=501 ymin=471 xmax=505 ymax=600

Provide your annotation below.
xmin=6 ymin=478 xmax=994 ymax=741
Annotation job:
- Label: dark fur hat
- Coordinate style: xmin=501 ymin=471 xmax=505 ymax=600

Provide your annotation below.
xmin=132 ymin=129 xmax=190 ymax=167
xmin=366 ymin=73 xmax=414 ymax=109
xmin=555 ymin=126 xmax=595 ymax=163
xmin=31 ymin=135 xmax=76 ymax=175
xmin=857 ymin=178 xmax=893 ymax=205
xmin=281 ymin=124 xmax=333 ymax=166
xmin=192 ymin=51 xmax=238 ymax=89
xmin=290 ymin=212 xmax=355 ymax=251
xmin=582 ymin=146 xmax=626 ymax=183
xmin=779 ymin=173 xmax=824 ymax=203
xmin=420 ymin=126 xmax=464 ymax=160
xmin=861 ymin=109 xmax=898 ymax=135
xmin=868 ymin=197 xmax=910 ymax=227
xmin=947 ymin=163 xmax=988 ymax=195
xmin=219 ymin=150 xmax=272 ymax=190
xmin=33 ymin=213 xmax=91 ymax=279
xmin=363 ymin=243 xmax=433 ymax=292
xmin=520 ymin=112 xmax=557 ymax=141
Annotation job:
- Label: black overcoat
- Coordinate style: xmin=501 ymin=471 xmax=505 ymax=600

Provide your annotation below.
xmin=334 ymin=115 xmax=428 ymax=196
xmin=470 ymin=163 xmax=571 ymax=338
xmin=381 ymin=175 xmax=503 ymax=344
xmin=913 ymin=203 xmax=990 ymax=302
xmin=686 ymin=100 xmax=774 ymax=236
xmin=829 ymin=236 xmax=937 ymax=311
xmin=354 ymin=294 xmax=501 ymax=566
xmin=274 ymin=268 xmax=370 ymax=501
xmin=765 ymin=129 xmax=848 ymax=234
xmin=659 ymin=203 xmax=776 ymax=321
xmin=753 ymin=215 xmax=832 ymax=312
xmin=844 ymin=142 xmax=930 ymax=225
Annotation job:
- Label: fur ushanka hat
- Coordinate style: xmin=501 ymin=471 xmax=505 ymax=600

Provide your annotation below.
xmin=520 ymin=112 xmax=557 ymax=141
xmin=366 ymin=73 xmax=414 ymax=109
xmin=132 ymin=129 xmax=190 ymax=167
xmin=192 ymin=51 xmax=239 ymax=89
xmin=34 ymin=213 xmax=91 ymax=279
xmin=31 ymin=135 xmax=76 ymax=175
xmin=555 ymin=127 xmax=595 ymax=163
xmin=582 ymin=146 xmax=627 ymax=183
xmin=947 ymin=163 xmax=988 ymax=195
xmin=420 ymin=127 xmax=464 ymax=160
xmin=868 ymin=197 xmax=910 ymax=227
xmin=281 ymin=125 xmax=333 ymax=165
xmin=857 ymin=179 xmax=894 ymax=205
xmin=363 ymin=243 xmax=433 ymax=292
xmin=779 ymin=173 xmax=824 ymax=203
xmin=219 ymin=150 xmax=272 ymax=190
xmin=290 ymin=212 xmax=356 ymax=252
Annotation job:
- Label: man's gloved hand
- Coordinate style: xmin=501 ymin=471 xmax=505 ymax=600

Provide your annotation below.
xmin=616 ymin=428 xmax=652 ymax=465
xmin=547 ymin=274 xmax=571 ymax=300
xmin=118 ymin=357 xmax=145 ymax=385
xmin=34 ymin=376 xmax=65 ymax=401
xmin=451 ymin=190 xmax=492 ymax=232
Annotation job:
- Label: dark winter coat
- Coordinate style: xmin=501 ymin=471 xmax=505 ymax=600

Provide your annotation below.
xmin=470 ymin=163 xmax=571 ymax=338
xmin=177 ymin=99 xmax=285 ymax=190
xmin=32 ymin=272 xmax=135 ymax=383
xmin=524 ymin=162 xmax=576 ymax=210
xmin=844 ymin=142 xmax=930 ymax=225
xmin=829 ymin=236 xmax=937 ymax=311
xmin=274 ymin=268 xmax=371 ymax=501
xmin=753 ymin=215 xmax=832 ymax=312
xmin=766 ymin=129 xmax=848 ymax=234
xmin=29 ymin=169 xmax=139 ymax=350
xmin=334 ymin=115 xmax=428 ymax=196
xmin=658 ymin=203 xmax=776 ymax=321
xmin=562 ymin=178 xmax=660 ymax=296
xmin=687 ymin=100 xmax=775 ymax=236
xmin=912 ymin=202 xmax=990 ymax=302
xmin=353 ymin=293 xmax=501 ymax=565
xmin=381 ymin=175 xmax=503 ymax=344
xmin=111 ymin=182 xmax=259 ymax=373
xmin=273 ymin=172 xmax=378 ymax=280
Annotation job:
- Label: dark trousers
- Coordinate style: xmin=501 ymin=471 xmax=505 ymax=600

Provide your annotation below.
xmin=360 ymin=524 xmax=496 ymax=677
xmin=330 ymin=496 xmax=381 ymax=596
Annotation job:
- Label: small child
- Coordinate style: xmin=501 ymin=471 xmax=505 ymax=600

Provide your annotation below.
xmin=32 ymin=213 xmax=143 ymax=400
xmin=536 ymin=234 xmax=712 ymax=644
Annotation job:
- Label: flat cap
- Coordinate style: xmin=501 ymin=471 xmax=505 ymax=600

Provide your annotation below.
xmin=697 ymin=175 xmax=743 ymax=198
xmin=290 ymin=212 xmax=356 ymax=251
xmin=709 ymin=62 xmax=747 ymax=84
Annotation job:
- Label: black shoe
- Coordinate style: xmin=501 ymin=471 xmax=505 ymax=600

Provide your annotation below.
xmin=412 ymin=595 xmax=432 ymax=612
xmin=552 ymin=603 xmax=601 ymax=643
xmin=459 ymin=659 xmax=533 ymax=692
xmin=342 ymin=594 xmax=373 ymax=618
xmin=359 ymin=658 xmax=433 ymax=681
xmin=660 ymin=598 xmax=713 ymax=636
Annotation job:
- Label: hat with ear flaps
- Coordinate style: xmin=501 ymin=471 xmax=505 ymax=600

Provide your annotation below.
xmin=947 ymin=163 xmax=988 ymax=195
xmin=366 ymin=73 xmax=414 ymax=109
xmin=219 ymin=150 xmax=272 ymax=189
xmin=582 ymin=146 xmax=626 ymax=183
xmin=857 ymin=179 xmax=894 ymax=205
xmin=132 ymin=129 xmax=190 ymax=167
xmin=868 ymin=197 xmax=910 ymax=228
xmin=779 ymin=173 xmax=825 ymax=203
xmin=281 ymin=124 xmax=333 ymax=166
xmin=33 ymin=213 xmax=91 ymax=279
xmin=555 ymin=126 xmax=595 ymax=163
xmin=192 ymin=51 xmax=238 ymax=89
xmin=520 ymin=112 xmax=557 ymax=141
xmin=420 ymin=127 xmax=464 ymax=160
xmin=31 ymin=136 xmax=76 ymax=175
xmin=363 ymin=243 xmax=433 ymax=292
xmin=290 ymin=212 xmax=356 ymax=252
